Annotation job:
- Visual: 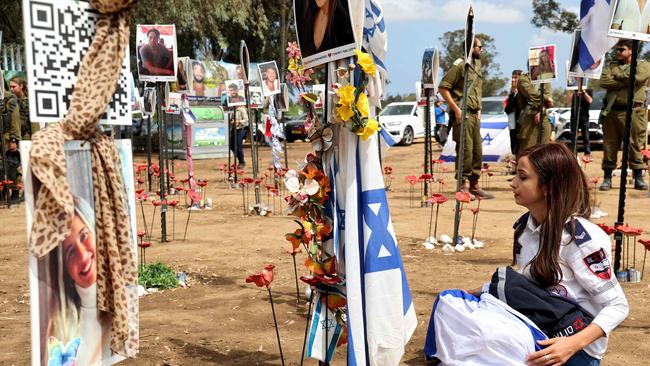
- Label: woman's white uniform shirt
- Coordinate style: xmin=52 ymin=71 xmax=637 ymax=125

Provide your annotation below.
xmin=515 ymin=214 xmax=629 ymax=359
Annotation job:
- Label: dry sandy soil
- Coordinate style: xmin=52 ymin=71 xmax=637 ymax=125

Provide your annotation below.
xmin=1 ymin=140 xmax=649 ymax=365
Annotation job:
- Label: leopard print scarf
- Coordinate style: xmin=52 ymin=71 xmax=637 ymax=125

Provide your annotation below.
xmin=29 ymin=0 xmax=138 ymax=357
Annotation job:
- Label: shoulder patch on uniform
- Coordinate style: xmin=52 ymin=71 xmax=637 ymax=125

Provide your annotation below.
xmin=583 ymin=248 xmax=612 ymax=280
xmin=572 ymin=220 xmax=592 ymax=246
xmin=453 ymin=58 xmax=463 ymax=66
xmin=513 ymin=212 xmax=530 ymax=230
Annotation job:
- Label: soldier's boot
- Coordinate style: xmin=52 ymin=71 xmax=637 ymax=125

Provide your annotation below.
xmin=469 ymin=179 xmax=495 ymax=200
xmin=599 ymin=169 xmax=612 ymax=191
xmin=633 ymin=170 xmax=648 ymax=190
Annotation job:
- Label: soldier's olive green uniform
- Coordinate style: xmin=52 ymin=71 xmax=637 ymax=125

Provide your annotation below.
xmin=2 ymin=95 xmax=23 ymax=145
xmin=516 ymin=73 xmax=551 ymax=151
xmin=599 ymin=60 xmax=650 ymax=171
xmin=439 ymin=57 xmax=483 ymax=181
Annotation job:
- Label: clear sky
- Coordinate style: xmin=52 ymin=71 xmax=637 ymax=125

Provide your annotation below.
xmin=382 ymin=0 xmax=578 ymax=96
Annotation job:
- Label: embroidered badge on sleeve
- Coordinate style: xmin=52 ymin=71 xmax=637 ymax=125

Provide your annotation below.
xmin=583 ymin=248 xmax=611 ymax=280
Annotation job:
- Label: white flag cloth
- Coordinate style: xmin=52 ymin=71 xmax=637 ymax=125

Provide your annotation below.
xmin=424 ymin=290 xmax=548 ymax=366
xmin=306 ymin=291 xmax=345 ymax=363
xmin=576 ymin=0 xmax=614 ymax=76
xmin=327 ymin=125 xmax=416 ymax=365
xmin=363 ymin=0 xmax=388 ymax=76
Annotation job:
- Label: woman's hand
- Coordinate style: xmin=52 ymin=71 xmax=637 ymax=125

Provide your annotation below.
xmin=526 ymin=337 xmax=581 ymax=366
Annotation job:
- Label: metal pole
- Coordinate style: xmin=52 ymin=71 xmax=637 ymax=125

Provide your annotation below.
xmin=233 ymin=108 xmax=239 ymax=183
xmin=157 ymin=82 xmax=167 ymax=242
xmin=571 ymin=79 xmax=584 ymax=156
xmin=147 ymin=114 xmax=152 ymax=193
xmin=424 ymin=89 xmax=431 ymax=198
xmin=614 ymin=40 xmax=640 ymax=272
xmin=538 ymin=83 xmax=545 ymax=145
xmin=452 ymin=63 xmax=471 ymax=246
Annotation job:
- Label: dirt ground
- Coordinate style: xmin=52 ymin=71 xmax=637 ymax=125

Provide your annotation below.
xmin=1 ymin=140 xmax=649 ymax=365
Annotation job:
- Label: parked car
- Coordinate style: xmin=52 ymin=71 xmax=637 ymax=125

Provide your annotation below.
xmin=378 ymin=102 xmax=424 ymax=145
xmin=553 ymin=89 xmax=605 ymax=146
xmin=284 ymin=114 xmax=308 ymax=142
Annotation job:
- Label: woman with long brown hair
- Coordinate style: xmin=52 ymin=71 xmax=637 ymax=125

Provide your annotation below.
xmin=296 ymin=0 xmax=355 ymax=58
xmin=511 ymin=143 xmax=628 ymax=365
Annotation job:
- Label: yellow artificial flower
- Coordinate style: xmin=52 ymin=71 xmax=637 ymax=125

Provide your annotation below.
xmin=357 ymin=118 xmax=380 ymax=141
xmin=354 ymin=49 xmax=376 ymax=76
xmin=356 ymin=92 xmax=369 ymax=118
xmin=288 ymin=58 xmax=298 ymax=71
xmin=336 ymin=85 xmax=356 ymax=122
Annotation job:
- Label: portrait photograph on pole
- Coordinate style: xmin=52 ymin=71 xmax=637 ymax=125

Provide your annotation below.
xmin=293 ymin=0 xmax=357 ymax=68
xmin=567 ymin=29 xmax=604 ymax=79
xmin=175 ymin=56 xmax=190 ymax=92
xmin=225 ymin=79 xmax=246 ymax=107
xmin=528 ymin=44 xmax=557 ymax=84
xmin=249 ymin=86 xmax=264 ymax=109
xmin=22 ymin=140 xmax=138 ymax=366
xmin=257 ymin=61 xmax=281 ymax=97
xmin=608 ymin=0 xmax=650 ymax=42
xmin=312 ymin=84 xmax=325 ymax=109
xmin=565 ymin=60 xmax=588 ymax=90
xmin=464 ymin=3 xmax=475 ymax=63
xmin=136 ymin=25 xmax=177 ymax=82
xmin=421 ymin=48 xmax=435 ymax=89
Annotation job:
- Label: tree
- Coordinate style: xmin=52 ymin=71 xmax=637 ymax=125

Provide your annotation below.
xmin=0 ymin=0 xmax=23 ymax=45
xmin=438 ymin=30 xmax=507 ymax=96
xmin=530 ymin=0 xmax=578 ymax=33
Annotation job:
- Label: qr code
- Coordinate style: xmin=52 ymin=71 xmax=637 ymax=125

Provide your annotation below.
xmin=23 ymin=0 xmax=131 ymax=125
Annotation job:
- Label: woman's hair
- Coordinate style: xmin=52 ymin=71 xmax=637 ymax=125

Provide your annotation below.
xmin=43 ymin=196 xmax=96 ymax=336
xmin=302 ymin=0 xmax=339 ymax=47
xmin=538 ymin=49 xmax=554 ymax=73
xmin=10 ymin=76 xmax=27 ymax=95
xmin=513 ymin=143 xmax=590 ymax=288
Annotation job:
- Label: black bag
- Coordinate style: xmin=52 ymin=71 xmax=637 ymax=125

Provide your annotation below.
xmin=488 ymin=267 xmax=594 ymax=338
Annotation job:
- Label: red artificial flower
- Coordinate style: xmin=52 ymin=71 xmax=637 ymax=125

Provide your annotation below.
xmin=254 ymin=178 xmax=263 ymax=185
xmin=136 ymin=193 xmax=148 ymax=201
xmin=137 ymin=231 xmax=146 ymax=238
xmin=597 ymin=223 xmax=616 ymax=236
xmin=189 ymin=191 xmax=202 ymax=202
xmin=175 ymin=186 xmax=185 ymax=192
xmin=181 ymin=178 xmax=190 ymax=183
xmin=168 ymin=200 xmax=179 ymax=207
xmin=581 ymin=155 xmax=593 ymax=164
xmin=244 ymin=177 xmax=255 ymax=184
xmin=419 ymin=173 xmax=433 ymax=181
xmin=152 ymin=200 xmax=161 ymax=207
xmin=616 ymin=224 xmax=644 ymax=236
xmin=135 ymin=188 xmax=145 ymax=195
xmin=383 ymin=166 xmax=393 ymax=175
xmin=245 ymin=264 xmax=275 ymax=288
xmin=405 ymin=175 xmax=418 ymax=185
xmin=136 ymin=177 xmax=144 ymax=184
xmin=300 ymin=273 xmax=341 ymax=286
xmin=455 ymin=191 xmax=471 ymax=203
xmin=470 ymin=207 xmax=480 ymax=215
xmin=197 ymin=180 xmax=208 ymax=187
xmin=590 ymin=177 xmax=600 ymax=185
xmin=426 ymin=193 xmax=448 ymax=205
xmin=638 ymin=238 xmax=650 ymax=251
xmin=139 ymin=241 xmax=152 ymax=248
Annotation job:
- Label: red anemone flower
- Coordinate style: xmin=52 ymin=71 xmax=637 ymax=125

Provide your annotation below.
xmin=581 ymin=155 xmax=593 ymax=164
xmin=138 ymin=241 xmax=152 ymax=249
xmin=383 ymin=166 xmax=393 ymax=175
xmin=638 ymin=238 xmax=650 ymax=251
xmin=419 ymin=173 xmax=433 ymax=181
xmin=245 ymin=264 xmax=275 ymax=288
xmin=455 ymin=191 xmax=471 ymax=203
xmin=616 ymin=224 xmax=644 ymax=236
xmin=597 ymin=223 xmax=616 ymax=236
xmin=426 ymin=193 xmax=448 ymax=205
xmin=137 ymin=231 xmax=146 ymax=238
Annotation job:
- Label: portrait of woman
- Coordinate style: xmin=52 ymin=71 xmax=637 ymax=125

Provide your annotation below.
xmin=176 ymin=58 xmax=188 ymax=91
xmin=38 ymin=196 xmax=109 ymax=366
xmin=294 ymin=0 xmax=356 ymax=65
xmin=529 ymin=46 xmax=556 ymax=82
xmin=610 ymin=0 xmax=650 ymax=38
xmin=258 ymin=61 xmax=281 ymax=97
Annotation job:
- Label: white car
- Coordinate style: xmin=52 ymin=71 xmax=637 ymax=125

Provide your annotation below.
xmin=378 ymin=102 xmax=426 ymax=145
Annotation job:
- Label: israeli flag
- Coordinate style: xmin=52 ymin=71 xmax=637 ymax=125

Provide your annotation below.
xmin=363 ymin=0 xmax=388 ymax=75
xmin=329 ymin=125 xmax=416 ymax=365
xmin=575 ymin=0 xmax=613 ymax=77
xmin=306 ymin=290 xmax=345 ymax=363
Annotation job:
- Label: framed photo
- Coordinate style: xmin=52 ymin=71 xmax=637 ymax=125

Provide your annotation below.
xmin=275 ymin=83 xmax=289 ymax=112
xmin=188 ymin=60 xmax=228 ymax=98
xmin=293 ymin=0 xmax=357 ymax=68
xmin=249 ymin=86 xmax=263 ymax=109
xmin=142 ymin=87 xmax=156 ymax=116
xmin=22 ymin=140 xmax=138 ymax=366
xmin=421 ymin=48 xmax=435 ymax=89
xmin=258 ymin=61 xmax=281 ymax=97
xmin=225 ymin=79 xmax=246 ymax=107
xmin=608 ymin=0 xmax=650 ymax=42
xmin=175 ymin=57 xmax=190 ymax=92
xmin=566 ymin=61 xmax=589 ymax=90
xmin=136 ymin=24 xmax=177 ymax=82
xmin=464 ymin=4 xmax=475 ymax=63
xmin=312 ymin=84 xmax=325 ymax=109
xmin=528 ymin=44 xmax=557 ymax=84
xmin=567 ymin=29 xmax=604 ymax=79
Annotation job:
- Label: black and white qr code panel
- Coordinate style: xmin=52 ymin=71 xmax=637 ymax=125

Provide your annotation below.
xmin=23 ymin=0 xmax=132 ymax=125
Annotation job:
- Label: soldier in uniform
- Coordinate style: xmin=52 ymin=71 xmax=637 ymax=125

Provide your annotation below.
xmin=516 ymin=72 xmax=553 ymax=151
xmin=598 ymin=39 xmax=649 ymax=191
xmin=439 ymin=37 xmax=494 ymax=199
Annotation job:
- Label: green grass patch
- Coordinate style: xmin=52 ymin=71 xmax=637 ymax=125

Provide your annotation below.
xmin=139 ymin=262 xmax=179 ymax=290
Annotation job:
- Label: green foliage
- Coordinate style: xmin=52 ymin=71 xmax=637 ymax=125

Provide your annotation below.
xmin=383 ymin=93 xmax=416 ymax=104
xmin=0 ymin=0 xmax=23 ymax=45
xmin=139 ymin=262 xmax=179 ymax=289
xmin=438 ymin=30 xmax=508 ymax=96
xmin=531 ymin=0 xmax=578 ymax=33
